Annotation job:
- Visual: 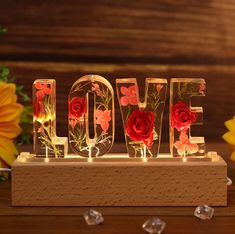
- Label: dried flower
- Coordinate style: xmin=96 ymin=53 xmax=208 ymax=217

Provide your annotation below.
xmin=120 ymin=85 xmax=138 ymax=106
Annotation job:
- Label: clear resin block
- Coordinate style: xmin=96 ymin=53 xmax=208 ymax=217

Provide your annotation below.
xmin=170 ymin=78 xmax=206 ymax=157
xmin=33 ymin=79 xmax=68 ymax=158
xmin=194 ymin=205 xmax=214 ymax=220
xmin=68 ymin=75 xmax=114 ymax=157
xmin=83 ymin=209 xmax=104 ymax=225
xmin=227 ymin=177 xmax=232 ymax=186
xmin=116 ymin=78 xmax=167 ymax=158
xmin=142 ymin=217 xmax=166 ymax=234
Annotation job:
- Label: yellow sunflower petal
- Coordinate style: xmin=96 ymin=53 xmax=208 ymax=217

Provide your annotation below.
xmin=230 ymin=151 xmax=235 ymax=161
xmin=0 ymin=137 xmax=17 ymax=166
xmin=0 ymin=122 xmax=22 ymax=139
xmin=222 ymin=131 xmax=235 ymax=146
xmin=225 ymin=118 xmax=235 ymax=132
xmin=0 ymin=82 xmax=17 ymax=106
xmin=0 ymin=103 xmax=23 ymax=123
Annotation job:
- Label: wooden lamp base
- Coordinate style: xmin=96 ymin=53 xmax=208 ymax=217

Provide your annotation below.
xmin=12 ymin=153 xmax=227 ymax=206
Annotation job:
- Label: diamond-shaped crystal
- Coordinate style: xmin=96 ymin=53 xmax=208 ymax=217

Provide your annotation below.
xmin=194 ymin=205 xmax=214 ymax=220
xmin=142 ymin=217 xmax=166 ymax=234
xmin=227 ymin=177 xmax=232 ymax=186
xmin=83 ymin=209 xmax=104 ymax=225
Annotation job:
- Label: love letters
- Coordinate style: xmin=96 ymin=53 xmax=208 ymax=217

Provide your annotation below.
xmin=33 ymin=76 xmax=205 ymax=158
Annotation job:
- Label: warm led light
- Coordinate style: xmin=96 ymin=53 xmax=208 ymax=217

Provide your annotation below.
xmin=33 ymin=79 xmax=68 ymax=158
xmin=18 ymin=152 xmax=32 ymax=162
xmin=44 ymin=158 xmax=50 ymax=163
xmin=88 ymin=157 xmax=93 ymax=163
xmin=18 ymin=157 xmax=26 ymax=163
xmin=142 ymin=157 xmax=148 ymax=162
xmin=68 ymin=75 xmax=114 ymax=158
xmin=182 ymin=157 xmax=187 ymax=162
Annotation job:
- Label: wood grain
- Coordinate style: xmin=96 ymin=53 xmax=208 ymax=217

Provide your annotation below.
xmin=1 ymin=180 xmax=235 ymax=234
xmin=0 ymin=0 xmax=235 ymax=64
xmin=1 ymin=179 xmax=235 ymax=216
xmin=18 ymin=142 xmax=235 ymax=179
xmin=1 ymin=0 xmax=235 ymax=143
xmin=11 ymin=155 xmax=227 ymax=206
xmin=1 ymin=142 xmax=235 ymax=233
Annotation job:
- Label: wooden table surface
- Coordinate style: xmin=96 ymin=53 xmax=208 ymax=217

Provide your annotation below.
xmin=0 ymin=142 xmax=235 ymax=233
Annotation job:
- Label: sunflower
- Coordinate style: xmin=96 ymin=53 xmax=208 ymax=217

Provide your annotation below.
xmin=222 ymin=117 xmax=235 ymax=161
xmin=0 ymin=81 xmax=23 ymax=173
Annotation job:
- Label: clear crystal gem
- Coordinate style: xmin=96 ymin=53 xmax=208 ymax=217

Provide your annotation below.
xmin=83 ymin=209 xmax=104 ymax=225
xmin=227 ymin=177 xmax=232 ymax=186
xmin=207 ymin=151 xmax=218 ymax=157
xmin=18 ymin=152 xmax=33 ymax=161
xmin=194 ymin=205 xmax=214 ymax=220
xmin=142 ymin=217 xmax=166 ymax=234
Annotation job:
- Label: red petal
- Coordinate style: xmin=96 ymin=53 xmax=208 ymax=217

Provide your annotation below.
xmin=34 ymin=83 xmax=43 ymax=90
xmin=36 ymin=90 xmax=45 ymax=101
xmin=120 ymin=86 xmax=130 ymax=95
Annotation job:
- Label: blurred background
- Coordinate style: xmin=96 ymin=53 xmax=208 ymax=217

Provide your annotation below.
xmin=0 ymin=0 xmax=234 ymax=146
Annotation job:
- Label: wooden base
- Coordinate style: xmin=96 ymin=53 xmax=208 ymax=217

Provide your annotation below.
xmin=12 ymin=153 xmax=227 ymax=206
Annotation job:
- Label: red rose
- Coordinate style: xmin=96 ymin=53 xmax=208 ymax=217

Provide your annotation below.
xmin=34 ymin=101 xmax=43 ymax=118
xmin=125 ymin=110 xmax=155 ymax=148
xmin=69 ymin=97 xmax=86 ymax=119
xmin=171 ymin=102 xmax=197 ymax=131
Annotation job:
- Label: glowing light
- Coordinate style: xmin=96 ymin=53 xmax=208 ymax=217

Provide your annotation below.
xmin=33 ymin=79 xmax=68 ymax=158
xmin=116 ymin=78 xmax=167 ymax=158
xmin=182 ymin=157 xmax=187 ymax=162
xmin=142 ymin=157 xmax=148 ymax=162
xmin=44 ymin=158 xmax=50 ymax=163
xmin=18 ymin=152 xmax=31 ymax=162
xmin=68 ymin=75 xmax=114 ymax=157
xmin=18 ymin=157 xmax=26 ymax=163
xmin=170 ymin=78 xmax=206 ymax=157
xmin=88 ymin=157 xmax=93 ymax=163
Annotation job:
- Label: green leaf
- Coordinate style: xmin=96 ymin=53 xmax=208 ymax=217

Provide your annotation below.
xmin=0 ymin=176 xmax=6 ymax=182
xmin=1 ymin=67 xmax=9 ymax=77
xmin=17 ymin=133 xmax=32 ymax=145
xmin=20 ymin=105 xmax=33 ymax=123
xmin=16 ymin=85 xmax=24 ymax=92
xmin=0 ymin=67 xmax=10 ymax=82
xmin=17 ymin=90 xmax=31 ymax=103
xmin=22 ymin=94 xmax=31 ymax=102
xmin=0 ymin=26 xmax=7 ymax=36
xmin=16 ymin=105 xmax=33 ymax=145
xmin=8 ymin=76 xmax=16 ymax=83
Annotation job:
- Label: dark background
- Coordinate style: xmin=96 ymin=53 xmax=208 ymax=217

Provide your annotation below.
xmin=0 ymin=0 xmax=234 ymax=144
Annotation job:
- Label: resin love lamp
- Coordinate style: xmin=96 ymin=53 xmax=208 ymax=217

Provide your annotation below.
xmin=12 ymin=76 xmax=227 ymax=207
xmin=32 ymin=77 xmax=206 ymax=158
